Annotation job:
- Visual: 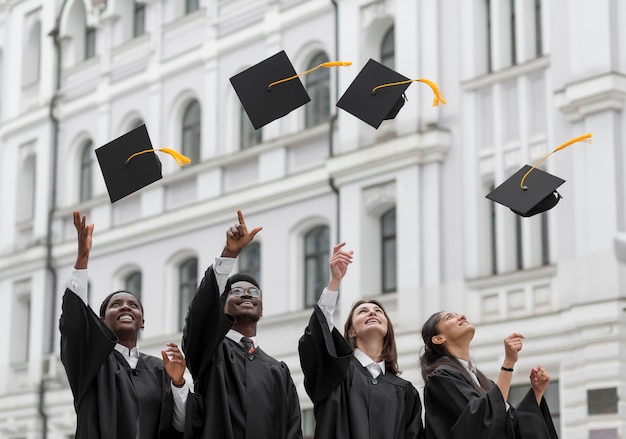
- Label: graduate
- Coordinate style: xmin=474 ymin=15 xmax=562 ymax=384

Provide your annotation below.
xmin=420 ymin=311 xmax=559 ymax=439
xmin=60 ymin=211 xmax=189 ymax=439
xmin=181 ymin=210 xmax=303 ymax=439
xmin=299 ymin=242 xmax=424 ymax=439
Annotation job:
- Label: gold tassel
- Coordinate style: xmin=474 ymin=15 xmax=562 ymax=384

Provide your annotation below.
xmin=126 ymin=148 xmax=192 ymax=166
xmin=371 ymin=78 xmax=447 ymax=106
xmin=267 ymin=61 xmax=352 ymax=89
xmin=520 ymin=133 xmax=592 ymax=189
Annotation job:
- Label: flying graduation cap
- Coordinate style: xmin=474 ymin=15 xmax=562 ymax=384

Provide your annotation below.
xmin=230 ymin=50 xmax=352 ymax=130
xmin=336 ymin=58 xmax=446 ymax=129
xmin=95 ymin=124 xmax=191 ymax=203
xmin=486 ymin=133 xmax=592 ymax=217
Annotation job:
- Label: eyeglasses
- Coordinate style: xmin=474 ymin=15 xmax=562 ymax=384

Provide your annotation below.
xmin=229 ymin=286 xmax=262 ymax=297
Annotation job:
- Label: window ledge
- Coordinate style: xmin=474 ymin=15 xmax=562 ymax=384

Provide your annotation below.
xmin=466 ymin=264 xmax=557 ymax=290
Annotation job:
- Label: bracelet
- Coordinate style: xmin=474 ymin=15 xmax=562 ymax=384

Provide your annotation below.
xmin=172 ymin=379 xmax=186 ymax=388
xmin=501 ymin=366 xmax=514 ymax=372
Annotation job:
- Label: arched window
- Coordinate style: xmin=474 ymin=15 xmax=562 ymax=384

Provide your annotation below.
xmin=304 ymin=225 xmax=329 ymax=307
xmin=182 ymin=100 xmax=201 ymax=165
xmin=240 ymin=106 xmax=262 ymax=150
xmin=381 ymin=208 xmax=397 ymax=293
xmin=79 ymin=141 xmax=93 ymax=202
xmin=133 ymin=1 xmax=146 ymax=38
xmin=178 ymin=257 xmax=198 ymax=329
xmin=305 ymin=52 xmax=330 ymax=128
xmin=125 ymin=271 xmax=142 ymax=301
xmin=239 ymin=242 xmax=261 ymax=283
xmin=380 ymin=27 xmax=395 ymax=69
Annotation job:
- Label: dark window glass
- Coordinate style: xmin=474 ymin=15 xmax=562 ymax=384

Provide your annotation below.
xmin=186 ymin=0 xmax=199 ymax=14
xmin=239 ymin=242 xmax=261 ymax=283
xmin=510 ymin=0 xmax=517 ymax=65
xmin=133 ymin=2 xmax=146 ymax=38
xmin=588 ymin=388 xmax=618 ymax=415
xmin=304 ymin=226 xmax=330 ymax=307
xmin=85 ymin=27 xmax=96 ymax=60
xmin=381 ymin=208 xmax=397 ymax=293
xmin=125 ymin=271 xmax=142 ymax=301
xmin=534 ymin=0 xmax=543 ymax=57
xmin=80 ymin=142 xmax=93 ymax=202
xmin=182 ymin=100 xmax=201 ymax=164
xmin=381 ymin=27 xmax=395 ymax=69
xmin=240 ymin=106 xmax=262 ymax=149
xmin=178 ymin=258 xmax=198 ymax=330
xmin=486 ymin=0 xmax=493 ymax=73
xmin=305 ymin=53 xmax=330 ymax=128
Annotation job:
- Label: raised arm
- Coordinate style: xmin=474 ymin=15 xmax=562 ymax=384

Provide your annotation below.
xmin=326 ymin=242 xmax=353 ymax=291
xmin=73 ymin=210 xmax=94 ymax=270
xmin=221 ymin=210 xmax=262 ymax=258
xmin=495 ymin=332 xmax=524 ymax=402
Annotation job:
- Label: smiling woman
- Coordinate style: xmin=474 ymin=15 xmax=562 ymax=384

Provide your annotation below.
xmin=59 ymin=211 xmax=189 ymax=439
xmin=298 ymin=242 xmax=424 ymax=439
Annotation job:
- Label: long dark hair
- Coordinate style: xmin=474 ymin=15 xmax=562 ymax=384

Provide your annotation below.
xmin=343 ymin=299 xmax=400 ymax=375
xmin=419 ymin=311 xmax=492 ymax=393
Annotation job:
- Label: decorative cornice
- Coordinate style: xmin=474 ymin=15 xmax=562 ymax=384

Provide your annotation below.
xmin=555 ymin=72 xmax=626 ymax=122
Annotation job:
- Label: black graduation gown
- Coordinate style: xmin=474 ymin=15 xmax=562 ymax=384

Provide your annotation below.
xmin=181 ymin=265 xmax=303 ymax=439
xmin=59 ymin=288 xmax=182 ymax=439
xmin=424 ymin=365 xmax=558 ymax=439
xmin=298 ymin=306 xmax=424 ymax=439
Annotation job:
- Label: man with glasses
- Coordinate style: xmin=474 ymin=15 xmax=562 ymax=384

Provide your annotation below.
xmin=182 ymin=210 xmax=303 ymax=439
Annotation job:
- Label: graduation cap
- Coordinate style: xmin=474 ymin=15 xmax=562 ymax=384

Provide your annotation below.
xmin=486 ymin=133 xmax=592 ymax=217
xmin=95 ymin=124 xmax=191 ymax=203
xmin=230 ymin=50 xmax=351 ymax=130
xmin=336 ymin=59 xmax=446 ymax=129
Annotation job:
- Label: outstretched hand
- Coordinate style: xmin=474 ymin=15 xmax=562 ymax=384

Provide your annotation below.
xmin=222 ymin=210 xmax=263 ymax=258
xmin=162 ymin=343 xmax=187 ymax=387
xmin=327 ymin=242 xmax=353 ymax=291
xmin=73 ymin=210 xmax=94 ymax=269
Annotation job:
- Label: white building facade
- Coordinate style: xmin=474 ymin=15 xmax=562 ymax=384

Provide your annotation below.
xmin=0 ymin=0 xmax=624 ymax=437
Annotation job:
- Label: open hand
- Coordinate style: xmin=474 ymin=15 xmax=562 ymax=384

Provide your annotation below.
xmin=73 ymin=210 xmax=94 ymax=269
xmin=162 ymin=343 xmax=186 ymax=387
xmin=327 ymin=242 xmax=353 ymax=290
xmin=222 ymin=210 xmax=263 ymax=257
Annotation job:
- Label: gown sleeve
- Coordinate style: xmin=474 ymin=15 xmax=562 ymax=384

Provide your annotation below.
xmin=281 ymin=361 xmax=304 ymax=439
xmin=424 ymin=367 xmax=512 ymax=439
xmin=59 ymin=288 xmax=117 ymax=406
xmin=181 ymin=264 xmax=235 ymax=379
xmin=515 ymin=389 xmax=559 ymax=439
xmin=297 ymin=305 xmax=353 ymax=405
xmin=405 ymin=381 xmax=425 ymax=439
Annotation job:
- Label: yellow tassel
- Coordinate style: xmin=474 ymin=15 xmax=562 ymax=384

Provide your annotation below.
xmin=267 ymin=61 xmax=352 ymax=89
xmin=126 ymin=148 xmax=192 ymax=167
xmin=371 ymin=78 xmax=447 ymax=106
xmin=520 ymin=133 xmax=592 ymax=189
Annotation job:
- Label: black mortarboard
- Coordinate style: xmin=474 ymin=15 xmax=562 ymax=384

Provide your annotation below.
xmin=230 ymin=50 xmax=311 ymax=130
xmin=486 ymin=165 xmax=565 ymax=217
xmin=95 ymin=124 xmax=163 ymax=203
xmin=336 ymin=59 xmax=411 ymax=129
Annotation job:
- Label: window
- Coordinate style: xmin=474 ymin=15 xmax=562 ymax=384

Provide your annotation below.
xmin=588 ymin=387 xmax=618 ymax=415
xmin=381 ymin=208 xmax=397 ymax=293
xmin=304 ymin=226 xmax=330 ymax=307
xmin=133 ymin=1 xmax=146 ymax=38
xmin=16 ymin=152 xmax=36 ymax=222
xmin=186 ymin=0 xmax=199 ymax=14
xmin=509 ymin=0 xmax=517 ymax=65
xmin=486 ymin=0 xmax=493 ymax=72
xmin=515 ymin=215 xmax=523 ymax=270
xmin=125 ymin=271 xmax=142 ymax=301
xmin=540 ymin=213 xmax=549 ymax=265
xmin=510 ymin=381 xmax=560 ymax=436
xmin=22 ymin=19 xmax=41 ymax=86
xmin=380 ymin=26 xmax=395 ymax=69
xmin=239 ymin=242 xmax=261 ymax=283
xmin=240 ymin=106 xmax=262 ymax=150
xmin=79 ymin=141 xmax=93 ymax=202
xmin=178 ymin=258 xmax=198 ymax=329
xmin=11 ymin=280 xmax=31 ymax=366
xmin=534 ymin=0 xmax=542 ymax=57
xmin=182 ymin=100 xmax=201 ymax=165
xmin=85 ymin=27 xmax=96 ymax=60
xmin=302 ymin=408 xmax=315 ymax=439
xmin=305 ymin=52 xmax=331 ymax=128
